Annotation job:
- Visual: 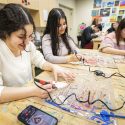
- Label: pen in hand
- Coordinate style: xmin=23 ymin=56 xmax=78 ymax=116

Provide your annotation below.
xmin=73 ymin=50 xmax=80 ymax=61
xmin=73 ymin=50 xmax=84 ymax=63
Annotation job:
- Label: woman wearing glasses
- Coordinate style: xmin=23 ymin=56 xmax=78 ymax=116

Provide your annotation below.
xmin=42 ymin=8 xmax=83 ymax=64
xmin=0 ymin=4 xmax=75 ymax=103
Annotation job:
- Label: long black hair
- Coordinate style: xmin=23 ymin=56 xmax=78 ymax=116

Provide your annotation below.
xmin=0 ymin=3 xmax=35 ymax=41
xmin=43 ymin=8 xmax=72 ymax=55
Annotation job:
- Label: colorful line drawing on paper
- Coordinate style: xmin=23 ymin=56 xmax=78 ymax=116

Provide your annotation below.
xmin=46 ymin=68 xmax=117 ymax=124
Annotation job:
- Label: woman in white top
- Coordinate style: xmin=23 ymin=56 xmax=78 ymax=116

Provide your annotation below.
xmin=0 ymin=4 xmax=75 ymax=103
xmin=42 ymin=8 xmax=83 ymax=64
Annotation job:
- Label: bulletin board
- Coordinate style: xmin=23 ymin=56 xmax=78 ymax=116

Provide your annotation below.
xmin=92 ymin=0 xmax=125 ymax=30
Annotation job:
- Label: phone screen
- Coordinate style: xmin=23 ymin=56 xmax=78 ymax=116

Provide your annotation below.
xmin=27 ymin=110 xmax=57 ymax=125
xmin=18 ymin=105 xmax=58 ymax=125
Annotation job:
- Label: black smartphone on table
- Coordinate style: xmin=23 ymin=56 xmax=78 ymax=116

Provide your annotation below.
xmin=18 ymin=105 xmax=58 ymax=125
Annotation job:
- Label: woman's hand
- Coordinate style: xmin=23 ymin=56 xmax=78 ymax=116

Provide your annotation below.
xmin=67 ymin=54 xmax=79 ymax=62
xmin=67 ymin=54 xmax=84 ymax=62
xmin=76 ymin=53 xmax=84 ymax=62
xmin=52 ymin=65 xmax=75 ymax=82
xmin=33 ymin=83 xmax=53 ymax=99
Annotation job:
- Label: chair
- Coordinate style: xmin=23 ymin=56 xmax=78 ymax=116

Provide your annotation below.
xmin=83 ymin=42 xmax=93 ymax=49
xmin=34 ymin=36 xmax=42 ymax=53
xmin=34 ymin=35 xmax=43 ymax=76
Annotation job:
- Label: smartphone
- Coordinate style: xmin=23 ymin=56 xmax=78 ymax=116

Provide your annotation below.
xmin=18 ymin=105 xmax=58 ymax=125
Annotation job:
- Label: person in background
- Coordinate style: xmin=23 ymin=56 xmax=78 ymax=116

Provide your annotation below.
xmin=99 ymin=18 xmax=125 ymax=55
xmin=81 ymin=24 xmax=102 ymax=49
xmin=0 ymin=4 xmax=75 ymax=103
xmin=92 ymin=18 xmax=103 ymax=27
xmin=42 ymin=8 xmax=83 ymax=64
xmin=107 ymin=22 xmax=119 ymax=34
xmin=92 ymin=18 xmax=99 ymax=26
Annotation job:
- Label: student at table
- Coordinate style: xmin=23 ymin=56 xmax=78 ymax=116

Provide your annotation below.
xmin=0 ymin=4 xmax=75 ymax=103
xmin=42 ymin=8 xmax=83 ymax=64
xmin=107 ymin=21 xmax=119 ymax=34
xmin=99 ymin=18 xmax=125 ymax=55
xmin=81 ymin=24 xmax=102 ymax=49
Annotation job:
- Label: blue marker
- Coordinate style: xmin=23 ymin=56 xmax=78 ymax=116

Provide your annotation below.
xmin=97 ymin=110 xmax=125 ymax=119
xmin=100 ymin=111 xmax=125 ymax=119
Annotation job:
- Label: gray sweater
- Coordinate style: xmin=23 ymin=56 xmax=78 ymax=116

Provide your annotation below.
xmin=42 ymin=34 xmax=79 ymax=64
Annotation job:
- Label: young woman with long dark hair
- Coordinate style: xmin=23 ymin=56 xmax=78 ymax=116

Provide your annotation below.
xmin=0 ymin=4 xmax=75 ymax=103
xmin=42 ymin=8 xmax=83 ymax=64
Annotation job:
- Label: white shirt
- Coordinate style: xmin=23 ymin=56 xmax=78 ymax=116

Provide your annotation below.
xmin=0 ymin=39 xmax=46 ymax=96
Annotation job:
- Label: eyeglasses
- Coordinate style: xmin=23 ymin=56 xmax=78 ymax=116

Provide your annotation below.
xmin=26 ymin=32 xmax=35 ymax=41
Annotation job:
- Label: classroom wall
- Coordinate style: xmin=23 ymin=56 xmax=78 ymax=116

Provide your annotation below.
xmin=92 ymin=0 xmax=125 ymax=31
xmin=59 ymin=0 xmax=77 ymax=42
xmin=59 ymin=0 xmax=76 ymax=9
xmin=76 ymin=0 xmax=93 ymax=27
xmin=59 ymin=0 xmax=94 ymax=42
xmin=75 ymin=0 xmax=93 ymax=40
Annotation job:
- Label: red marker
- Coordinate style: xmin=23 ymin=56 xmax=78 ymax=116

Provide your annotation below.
xmin=34 ymin=78 xmax=57 ymax=89
xmin=34 ymin=78 xmax=50 ymax=85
